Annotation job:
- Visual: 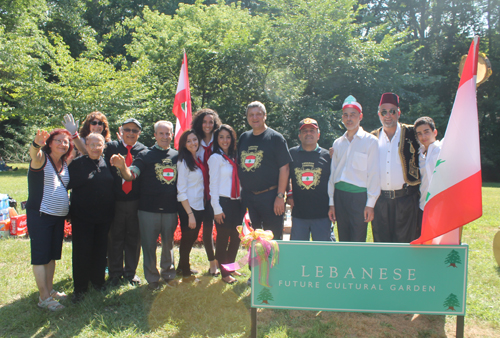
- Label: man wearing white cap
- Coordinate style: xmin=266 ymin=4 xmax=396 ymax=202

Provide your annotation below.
xmin=328 ymin=96 xmax=380 ymax=242
xmin=371 ymin=93 xmax=420 ymax=243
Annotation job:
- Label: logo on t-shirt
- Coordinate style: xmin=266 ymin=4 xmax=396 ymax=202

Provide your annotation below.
xmin=155 ymin=158 xmax=177 ymax=185
xmin=295 ymin=162 xmax=322 ymax=190
xmin=240 ymin=146 xmax=263 ymax=172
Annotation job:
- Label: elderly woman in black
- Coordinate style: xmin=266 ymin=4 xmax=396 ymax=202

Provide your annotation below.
xmin=68 ymin=133 xmax=115 ymax=303
xmin=27 ymin=129 xmax=73 ymax=311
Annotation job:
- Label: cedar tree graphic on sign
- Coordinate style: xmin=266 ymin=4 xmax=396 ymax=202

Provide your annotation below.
xmin=445 ymin=249 xmax=462 ymax=268
xmin=257 ymin=287 xmax=274 ymax=304
xmin=443 ymin=293 xmax=460 ymax=311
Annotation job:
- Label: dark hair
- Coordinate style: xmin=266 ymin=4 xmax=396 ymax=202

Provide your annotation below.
xmin=213 ymin=124 xmax=237 ymax=159
xmin=42 ymin=129 xmax=74 ymax=161
xmin=191 ymin=108 xmax=222 ymax=139
xmin=79 ymin=111 xmax=111 ymax=142
xmin=178 ymin=129 xmax=200 ymax=171
xmin=414 ymin=116 xmax=436 ymax=131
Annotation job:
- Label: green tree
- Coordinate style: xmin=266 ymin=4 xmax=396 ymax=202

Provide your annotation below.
xmin=443 ymin=293 xmax=460 ymax=311
xmin=445 ymin=249 xmax=462 ymax=268
xmin=257 ymin=287 xmax=274 ymax=304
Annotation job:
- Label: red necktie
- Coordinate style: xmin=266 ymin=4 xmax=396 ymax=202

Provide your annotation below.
xmin=222 ymin=154 xmax=240 ymax=199
xmin=195 ymin=158 xmax=210 ymax=201
xmin=202 ymin=142 xmax=212 ymax=165
xmin=122 ymin=145 xmax=133 ymax=194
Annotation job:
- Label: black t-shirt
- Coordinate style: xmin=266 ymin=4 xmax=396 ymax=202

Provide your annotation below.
xmin=68 ymin=155 xmax=115 ymax=223
xmin=133 ymin=146 xmax=178 ymax=213
xmin=104 ymin=140 xmax=147 ymax=201
xmin=237 ymin=128 xmax=292 ymax=192
xmin=289 ymin=146 xmax=331 ymax=219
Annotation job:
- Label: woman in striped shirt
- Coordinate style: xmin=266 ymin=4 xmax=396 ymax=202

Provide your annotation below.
xmin=26 ymin=129 xmax=73 ymax=311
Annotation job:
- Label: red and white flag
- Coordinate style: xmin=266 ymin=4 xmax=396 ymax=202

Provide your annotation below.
xmin=172 ymin=52 xmax=192 ymax=149
xmin=411 ymin=36 xmax=482 ymax=244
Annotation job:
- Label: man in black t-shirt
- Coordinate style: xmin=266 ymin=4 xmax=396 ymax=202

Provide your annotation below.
xmin=287 ymin=118 xmax=333 ymax=241
xmin=110 ymin=121 xmax=178 ymax=290
xmin=237 ymin=101 xmax=292 ymax=240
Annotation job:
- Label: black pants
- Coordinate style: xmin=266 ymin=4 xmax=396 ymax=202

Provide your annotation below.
xmin=202 ymin=200 xmax=215 ymax=261
xmin=107 ymin=200 xmax=141 ymax=279
xmin=72 ymin=218 xmax=110 ymax=294
xmin=178 ymin=207 xmax=203 ymax=277
xmin=334 ymin=189 xmax=368 ymax=242
xmin=372 ymin=192 xmax=420 ymax=243
xmin=215 ymin=197 xmax=244 ymax=278
xmin=242 ymin=189 xmax=284 ymax=240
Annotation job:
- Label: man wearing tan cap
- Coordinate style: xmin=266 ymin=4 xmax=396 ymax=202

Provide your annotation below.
xmin=371 ymin=93 xmax=420 ymax=243
xmin=328 ymin=96 xmax=380 ymax=242
xmin=287 ymin=118 xmax=332 ymax=241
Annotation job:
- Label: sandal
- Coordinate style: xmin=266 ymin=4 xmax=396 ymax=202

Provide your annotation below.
xmin=50 ymin=290 xmax=67 ymax=301
xmin=38 ymin=296 xmax=65 ymax=311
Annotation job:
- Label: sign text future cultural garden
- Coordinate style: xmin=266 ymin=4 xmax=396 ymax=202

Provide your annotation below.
xmin=251 ymin=242 xmax=468 ymax=315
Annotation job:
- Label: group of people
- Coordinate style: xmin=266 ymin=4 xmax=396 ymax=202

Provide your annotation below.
xmin=26 ymin=92 xmax=443 ymax=311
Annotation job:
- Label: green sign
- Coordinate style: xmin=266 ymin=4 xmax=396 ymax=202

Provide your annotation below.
xmin=251 ymin=242 xmax=468 ymax=315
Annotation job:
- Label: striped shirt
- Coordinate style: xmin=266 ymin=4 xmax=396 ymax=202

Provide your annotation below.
xmin=27 ymin=155 xmax=70 ymax=217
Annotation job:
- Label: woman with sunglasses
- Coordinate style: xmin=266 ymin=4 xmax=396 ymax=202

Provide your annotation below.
xmin=177 ymin=130 xmax=205 ymax=282
xmin=63 ymin=112 xmax=111 ymax=156
xmin=207 ymin=125 xmax=243 ymax=284
xmin=191 ymin=109 xmax=222 ymax=277
xmin=68 ymin=133 xmax=115 ymax=302
xmin=26 ymin=128 xmax=74 ymax=311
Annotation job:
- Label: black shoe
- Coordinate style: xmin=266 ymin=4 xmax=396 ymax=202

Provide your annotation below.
xmin=71 ymin=292 xmax=85 ymax=304
xmin=147 ymin=282 xmax=160 ymax=291
xmin=176 ymin=267 xmax=198 ymax=275
xmin=106 ymin=276 xmax=122 ymax=287
xmin=92 ymin=283 xmax=106 ymax=292
xmin=127 ymin=275 xmax=142 ymax=286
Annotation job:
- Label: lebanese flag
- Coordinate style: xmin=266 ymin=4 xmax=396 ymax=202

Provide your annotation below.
xmin=172 ymin=52 xmax=192 ymax=149
xmin=411 ymin=37 xmax=482 ymax=244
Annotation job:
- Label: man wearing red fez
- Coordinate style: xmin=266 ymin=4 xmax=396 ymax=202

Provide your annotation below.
xmin=371 ymin=93 xmax=420 ymax=243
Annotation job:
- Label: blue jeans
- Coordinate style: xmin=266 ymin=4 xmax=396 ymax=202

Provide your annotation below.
xmin=290 ymin=217 xmax=334 ymax=241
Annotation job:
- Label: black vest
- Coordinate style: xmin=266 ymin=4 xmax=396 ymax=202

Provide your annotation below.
xmin=372 ymin=123 xmax=420 ymax=186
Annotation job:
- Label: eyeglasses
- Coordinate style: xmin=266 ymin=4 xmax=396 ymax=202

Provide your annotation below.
xmin=123 ymin=128 xmax=140 ymax=134
xmin=52 ymin=139 xmax=70 ymax=146
xmin=88 ymin=143 xmax=104 ymax=149
xmin=90 ymin=121 xmax=104 ymax=126
xmin=379 ymin=109 xmax=398 ymax=117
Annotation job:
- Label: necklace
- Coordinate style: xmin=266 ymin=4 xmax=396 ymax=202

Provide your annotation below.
xmin=88 ymin=156 xmax=101 ymax=173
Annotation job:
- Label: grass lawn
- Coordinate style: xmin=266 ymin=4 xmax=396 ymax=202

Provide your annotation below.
xmin=0 ymin=165 xmax=499 ymax=337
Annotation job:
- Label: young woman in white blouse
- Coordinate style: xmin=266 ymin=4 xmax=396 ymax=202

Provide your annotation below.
xmin=192 ymin=109 xmax=222 ymax=276
xmin=177 ymin=130 xmax=206 ymax=282
xmin=208 ymin=125 xmax=243 ymax=284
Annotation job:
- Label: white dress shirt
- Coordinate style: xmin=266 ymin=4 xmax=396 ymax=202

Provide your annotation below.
xmin=378 ymin=123 xmax=406 ymax=190
xmin=208 ymin=152 xmax=241 ymax=215
xmin=419 ymin=140 xmax=442 ymax=210
xmin=177 ymin=159 xmax=205 ymax=211
xmin=328 ymin=127 xmax=380 ymax=207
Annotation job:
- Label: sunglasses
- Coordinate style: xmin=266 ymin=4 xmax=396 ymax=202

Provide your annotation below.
xmin=123 ymin=128 xmax=140 ymax=134
xmin=379 ymin=109 xmax=398 ymax=117
xmin=90 ymin=121 xmax=104 ymax=126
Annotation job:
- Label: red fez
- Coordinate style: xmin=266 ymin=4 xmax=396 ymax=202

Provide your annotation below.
xmin=379 ymin=93 xmax=399 ymax=107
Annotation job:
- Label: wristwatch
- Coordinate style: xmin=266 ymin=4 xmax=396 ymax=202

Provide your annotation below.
xmin=277 ymin=192 xmax=285 ymax=199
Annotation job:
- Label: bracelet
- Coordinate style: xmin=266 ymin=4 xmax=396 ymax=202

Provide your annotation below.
xmin=71 ymin=131 xmax=79 ymax=140
xmin=188 ymin=212 xmax=193 ymax=215
xmin=32 ymin=140 xmax=41 ymax=149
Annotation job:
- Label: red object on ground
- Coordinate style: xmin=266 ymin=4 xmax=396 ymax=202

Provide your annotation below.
xmin=10 ymin=214 xmax=27 ymax=236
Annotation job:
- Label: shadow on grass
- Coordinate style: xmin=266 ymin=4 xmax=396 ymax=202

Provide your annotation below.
xmin=0 ymin=276 xmax=251 ymax=337
xmin=495 ymin=266 xmax=500 ymax=278
xmin=0 ymin=167 xmax=28 ymax=178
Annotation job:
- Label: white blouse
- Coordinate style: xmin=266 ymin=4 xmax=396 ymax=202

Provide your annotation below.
xmin=208 ymin=153 xmax=240 ymax=215
xmin=177 ymin=159 xmax=205 ymax=211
